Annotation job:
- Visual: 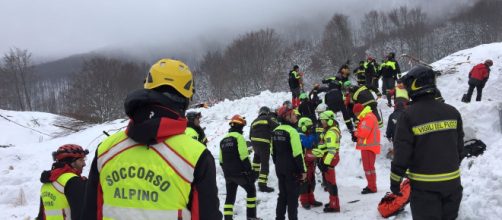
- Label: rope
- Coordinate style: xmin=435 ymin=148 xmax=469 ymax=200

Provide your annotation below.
xmin=0 ymin=113 xmax=54 ymax=137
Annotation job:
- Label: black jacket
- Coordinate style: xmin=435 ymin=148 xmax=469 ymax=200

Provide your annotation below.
xmin=380 ymin=59 xmax=401 ymax=79
xmin=298 ymin=91 xmax=322 ymax=122
xmin=365 ymin=61 xmax=380 ymax=78
xmin=351 ymin=86 xmax=378 ymax=106
xmin=250 ymin=113 xmax=280 ymax=142
xmin=81 ymin=89 xmax=222 ymax=220
xmin=37 ymin=169 xmax=87 ymax=220
xmin=391 ymin=95 xmax=464 ymax=192
xmin=386 ymin=108 xmax=404 ymax=141
xmin=271 ymin=122 xmax=306 ymax=175
xmin=220 ymin=127 xmax=252 ymax=177
xmin=354 ymin=66 xmax=366 ymax=84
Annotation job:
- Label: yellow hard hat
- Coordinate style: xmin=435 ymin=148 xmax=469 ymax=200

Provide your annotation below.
xmin=144 ymin=59 xmax=194 ymax=98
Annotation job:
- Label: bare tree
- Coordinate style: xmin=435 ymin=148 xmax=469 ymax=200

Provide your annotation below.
xmin=0 ymin=48 xmax=34 ymax=111
xmin=319 ymin=14 xmax=355 ymax=69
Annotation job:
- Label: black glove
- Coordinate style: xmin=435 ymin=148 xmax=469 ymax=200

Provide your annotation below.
xmin=390 ymin=180 xmax=402 ymax=196
xmin=351 ymin=132 xmax=357 ymax=142
xmin=318 ymin=161 xmax=328 ymax=173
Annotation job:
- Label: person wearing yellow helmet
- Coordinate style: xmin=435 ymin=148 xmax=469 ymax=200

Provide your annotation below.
xmin=82 ymin=59 xmax=222 ymax=220
xmin=315 ymin=110 xmax=342 ymax=213
xmin=297 ymin=117 xmax=323 ymax=210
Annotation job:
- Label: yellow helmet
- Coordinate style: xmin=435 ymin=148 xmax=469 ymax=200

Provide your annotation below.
xmin=144 ymin=59 xmax=194 ymax=98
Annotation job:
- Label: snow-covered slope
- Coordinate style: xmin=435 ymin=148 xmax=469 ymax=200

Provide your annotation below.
xmin=1 ymin=42 xmax=502 ymax=220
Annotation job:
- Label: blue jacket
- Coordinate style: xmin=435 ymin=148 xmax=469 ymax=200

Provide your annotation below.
xmin=300 ymin=133 xmax=318 ymax=150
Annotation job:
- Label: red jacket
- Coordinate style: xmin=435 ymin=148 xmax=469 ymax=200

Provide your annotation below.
xmin=469 ymin=63 xmax=490 ymax=81
xmin=355 ymin=106 xmax=381 ymax=154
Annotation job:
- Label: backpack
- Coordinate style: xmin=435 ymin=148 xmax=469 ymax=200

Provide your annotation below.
xmin=462 ymin=139 xmax=486 ymax=158
xmin=378 ymin=179 xmax=411 ymax=218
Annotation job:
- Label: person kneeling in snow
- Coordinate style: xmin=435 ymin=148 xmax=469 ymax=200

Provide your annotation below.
xmin=37 ymin=144 xmax=88 ymax=220
xmin=313 ymin=110 xmax=342 ymax=213
xmin=220 ymin=115 xmax=261 ymax=220
xmin=353 ymin=103 xmax=381 ymax=194
xmin=297 ymin=117 xmax=323 ymax=210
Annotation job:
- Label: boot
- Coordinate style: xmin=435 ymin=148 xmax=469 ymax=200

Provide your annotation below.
xmin=301 ymin=203 xmax=311 ymax=210
xmin=309 ymin=192 xmax=323 ymax=207
xmin=323 ymin=195 xmax=340 ymax=213
xmin=361 ymin=187 xmax=377 ymax=194
xmin=258 ymin=184 xmax=274 ymax=193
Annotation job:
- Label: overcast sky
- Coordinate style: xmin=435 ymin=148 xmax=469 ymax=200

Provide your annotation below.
xmin=0 ymin=0 xmax=474 ymax=61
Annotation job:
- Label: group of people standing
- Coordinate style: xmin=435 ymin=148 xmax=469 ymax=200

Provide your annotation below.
xmin=36 ymin=54 xmax=488 ymax=219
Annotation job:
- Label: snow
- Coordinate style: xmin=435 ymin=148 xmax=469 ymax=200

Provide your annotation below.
xmin=1 ymin=42 xmax=502 ymax=219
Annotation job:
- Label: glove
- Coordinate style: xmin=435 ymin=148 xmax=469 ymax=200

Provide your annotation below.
xmin=312 ymin=148 xmax=325 ymax=158
xmin=318 ymin=161 xmax=328 ymax=172
xmin=390 ymin=180 xmax=402 ymax=196
xmin=351 ymin=132 xmax=357 ymax=142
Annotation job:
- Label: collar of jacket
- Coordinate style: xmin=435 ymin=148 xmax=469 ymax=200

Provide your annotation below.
xmin=124 ymin=89 xmax=188 ymax=145
xmin=357 ymin=106 xmax=373 ymax=120
xmin=48 ymin=164 xmax=80 ymax=182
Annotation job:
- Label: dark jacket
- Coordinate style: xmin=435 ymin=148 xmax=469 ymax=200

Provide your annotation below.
xmin=298 ymin=90 xmax=322 ymax=122
xmin=271 ymin=122 xmax=306 ymax=175
xmin=365 ymin=61 xmax=380 ymax=78
xmin=37 ymin=165 xmax=87 ymax=220
xmin=354 ymin=65 xmax=366 ymax=84
xmin=385 ymin=108 xmax=404 ymax=141
xmin=220 ymin=127 xmax=252 ymax=177
xmin=380 ymin=59 xmax=401 ymax=79
xmin=250 ymin=113 xmax=280 ymax=143
xmin=288 ymin=70 xmax=301 ymax=90
xmin=81 ymin=89 xmax=222 ymax=220
xmin=351 ymin=86 xmax=378 ymax=107
xmin=391 ymin=94 xmax=464 ymax=192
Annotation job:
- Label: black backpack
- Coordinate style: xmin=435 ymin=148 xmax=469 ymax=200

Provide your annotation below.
xmin=462 ymin=139 xmax=486 ymax=158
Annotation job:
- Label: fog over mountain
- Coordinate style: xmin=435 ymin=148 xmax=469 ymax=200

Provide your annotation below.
xmin=0 ymin=0 xmax=474 ymax=62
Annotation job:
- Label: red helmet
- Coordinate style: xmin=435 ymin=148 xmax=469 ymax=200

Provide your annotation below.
xmin=277 ymin=106 xmax=295 ymax=119
xmin=229 ymin=115 xmax=246 ymax=126
xmin=52 ymin=144 xmax=89 ymax=161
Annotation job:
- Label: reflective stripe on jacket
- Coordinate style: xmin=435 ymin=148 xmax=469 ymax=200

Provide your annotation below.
xmin=96 ymin=131 xmax=205 ymax=220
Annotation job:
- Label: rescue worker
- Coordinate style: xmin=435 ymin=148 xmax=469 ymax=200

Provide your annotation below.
xmin=220 ymin=115 xmax=261 ymax=220
xmin=380 ymin=52 xmax=401 ymax=107
xmin=249 ymin=106 xmax=280 ymax=192
xmin=354 ymin=61 xmax=367 ymax=86
xmin=186 ymin=111 xmax=208 ymax=146
xmin=37 ymin=144 xmax=88 ymax=220
xmin=313 ymin=110 xmax=342 ymax=212
xmin=349 ymin=85 xmax=383 ymax=128
xmin=318 ymin=73 xmax=354 ymax=133
xmin=288 ymin=65 xmax=303 ymax=108
xmin=298 ymin=89 xmax=322 ymax=123
xmin=463 ymin=59 xmax=493 ymax=102
xmin=365 ymin=56 xmax=380 ymax=91
xmin=385 ymin=102 xmax=406 ymax=159
xmin=272 ymin=105 xmax=306 ymax=220
xmin=81 ymin=59 xmax=222 ymax=220
xmin=391 ymin=79 xmax=409 ymax=107
xmin=353 ymin=103 xmax=381 ymax=194
xmin=298 ymin=117 xmax=322 ymax=210
xmin=391 ymin=65 xmax=464 ymax=219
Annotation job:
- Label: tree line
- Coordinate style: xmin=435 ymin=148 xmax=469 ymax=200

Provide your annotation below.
xmin=1 ymin=1 xmax=501 ymax=122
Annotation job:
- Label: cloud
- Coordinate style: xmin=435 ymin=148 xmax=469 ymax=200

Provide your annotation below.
xmin=0 ymin=0 xmax=475 ymax=61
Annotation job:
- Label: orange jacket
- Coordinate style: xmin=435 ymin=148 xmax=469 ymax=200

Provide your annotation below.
xmin=355 ymin=106 xmax=381 ymax=154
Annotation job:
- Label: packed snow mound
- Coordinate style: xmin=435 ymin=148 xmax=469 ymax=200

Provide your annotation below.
xmin=0 ymin=42 xmax=502 ymax=219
